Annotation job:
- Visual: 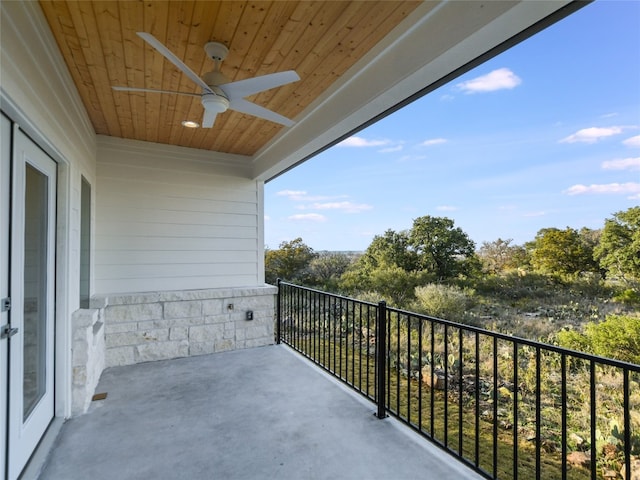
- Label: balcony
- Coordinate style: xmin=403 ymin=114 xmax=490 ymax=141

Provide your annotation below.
xmin=38 ymin=344 xmax=480 ymax=479
xmin=38 ymin=282 xmax=639 ymax=480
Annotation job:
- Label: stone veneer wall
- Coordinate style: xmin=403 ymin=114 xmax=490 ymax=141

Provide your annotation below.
xmin=92 ymin=286 xmax=278 ymax=368
xmin=71 ymin=308 xmax=106 ymax=415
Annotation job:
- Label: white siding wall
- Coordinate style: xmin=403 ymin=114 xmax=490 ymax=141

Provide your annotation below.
xmin=96 ymin=136 xmax=261 ymax=294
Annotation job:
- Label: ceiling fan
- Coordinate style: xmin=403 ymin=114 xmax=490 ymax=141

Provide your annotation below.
xmin=112 ymin=32 xmax=300 ymax=128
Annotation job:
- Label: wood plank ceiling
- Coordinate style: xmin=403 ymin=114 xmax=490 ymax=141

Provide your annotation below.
xmin=39 ymin=1 xmax=423 ymax=156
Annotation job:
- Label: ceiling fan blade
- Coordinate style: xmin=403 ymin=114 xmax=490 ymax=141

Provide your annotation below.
xmin=202 ymin=109 xmax=217 ymax=128
xmin=229 ymin=98 xmax=295 ymax=127
xmin=112 ymin=86 xmax=200 ymax=97
xmin=137 ymin=32 xmax=211 ymax=93
xmin=221 ymin=71 xmax=300 ymax=100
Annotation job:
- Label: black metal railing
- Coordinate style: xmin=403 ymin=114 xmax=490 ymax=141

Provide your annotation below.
xmin=276 ymin=280 xmax=640 ymax=480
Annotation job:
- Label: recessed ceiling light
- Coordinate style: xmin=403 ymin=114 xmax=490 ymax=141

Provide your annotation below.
xmin=181 ymin=120 xmax=200 ymax=128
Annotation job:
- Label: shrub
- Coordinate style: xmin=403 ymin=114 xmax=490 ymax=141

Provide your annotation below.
xmin=412 ymin=283 xmax=475 ymax=321
xmin=556 ymin=314 xmax=640 ymax=364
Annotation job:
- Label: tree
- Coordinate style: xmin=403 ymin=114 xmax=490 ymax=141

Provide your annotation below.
xmin=527 ymin=227 xmax=599 ymax=278
xmin=478 ymin=238 xmax=528 ymax=274
xmin=594 ymin=206 xmax=640 ymax=283
xmin=308 ymin=252 xmax=354 ymax=290
xmin=408 ymin=215 xmax=476 ymax=280
xmin=264 ymin=238 xmax=317 ymax=285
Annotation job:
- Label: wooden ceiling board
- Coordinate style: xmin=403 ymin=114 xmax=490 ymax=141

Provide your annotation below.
xmin=38 ymin=0 xmax=423 ymax=156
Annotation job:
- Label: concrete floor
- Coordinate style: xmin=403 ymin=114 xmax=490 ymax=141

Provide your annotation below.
xmin=39 ymin=345 xmax=482 ymax=480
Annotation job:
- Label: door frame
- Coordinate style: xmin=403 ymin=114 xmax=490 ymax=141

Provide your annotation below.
xmin=1 ymin=112 xmax=11 ymax=480
xmin=1 ymin=98 xmax=73 ymax=478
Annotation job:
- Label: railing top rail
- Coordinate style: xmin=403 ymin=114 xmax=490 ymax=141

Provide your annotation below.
xmin=278 ymin=281 xmax=640 ymax=372
xmin=277 ymin=280 xmax=379 ymax=307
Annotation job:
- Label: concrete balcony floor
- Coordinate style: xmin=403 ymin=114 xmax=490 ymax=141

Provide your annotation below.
xmin=39 ymin=345 xmax=482 ymax=479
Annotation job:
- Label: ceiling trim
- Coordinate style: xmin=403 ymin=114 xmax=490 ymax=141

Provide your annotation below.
xmin=251 ymin=0 xmax=583 ymax=182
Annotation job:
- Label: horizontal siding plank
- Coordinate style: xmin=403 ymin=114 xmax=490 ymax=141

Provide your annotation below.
xmin=95 ymin=262 xmax=256 ymax=280
xmin=98 ymin=177 xmax=257 ymax=204
xmin=98 ymin=193 xmax=257 ymax=216
xmin=97 ymin=222 xmax=256 ymax=239
xmin=96 ymin=236 xmax=256 ymax=251
xmin=97 ymin=275 xmax=259 ymax=294
xmin=97 ymin=162 xmax=256 ymax=192
xmin=93 ymin=250 xmax=254 ymax=264
xmin=98 ymin=149 xmax=250 ymax=179
xmin=98 ymin=208 xmax=257 ymax=227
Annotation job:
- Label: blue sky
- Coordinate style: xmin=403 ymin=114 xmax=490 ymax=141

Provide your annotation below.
xmin=265 ymin=1 xmax=640 ymax=252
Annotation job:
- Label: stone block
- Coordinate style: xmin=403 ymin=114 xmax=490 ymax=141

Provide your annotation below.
xmin=202 ymin=299 xmax=224 ymax=315
xmin=136 ymin=340 xmax=188 ymax=363
xmin=73 ymin=339 xmax=89 ymax=366
xmin=105 ymin=321 xmax=137 ymax=334
xmin=203 ymin=313 xmax=228 ymax=325
xmin=243 ymin=324 xmax=269 ymax=340
xmin=243 ymin=337 xmax=273 ymax=349
xmin=106 ymin=328 xmax=169 ymax=348
xmin=170 ymin=326 xmax=188 ymax=341
xmin=164 ymin=300 xmax=202 ymax=319
xmin=189 ymin=342 xmax=216 ymax=356
xmin=106 ymin=346 xmax=135 ymax=367
xmin=214 ymin=339 xmax=234 ymax=353
xmin=105 ymin=303 xmax=162 ymax=323
xmin=223 ymin=323 xmax=235 ymax=340
xmin=72 ymin=366 xmax=87 ymax=386
xmin=189 ymin=324 xmax=224 ymax=343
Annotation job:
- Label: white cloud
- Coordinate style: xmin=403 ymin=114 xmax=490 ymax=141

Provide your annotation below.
xmin=379 ymin=145 xmax=403 ymax=153
xmin=421 ymin=138 xmax=447 ymax=147
xmin=277 ymin=190 xmax=307 ymax=199
xmin=623 ymin=135 xmax=640 ymax=147
xmin=560 ymin=126 xmax=624 ymax=144
xmin=264 ymin=215 xmax=271 ymax=221
xmin=311 ymin=201 xmax=373 ymax=214
xmin=564 ymin=182 xmax=640 ymax=196
xmin=288 ymin=213 xmax=327 ymax=222
xmin=602 ymin=157 xmax=640 ymax=171
xmin=277 ymin=190 xmax=347 ymax=202
xmin=436 ymin=205 xmax=458 ymax=212
xmin=456 ymin=68 xmax=522 ymax=94
xmin=337 ymin=136 xmax=391 ymax=147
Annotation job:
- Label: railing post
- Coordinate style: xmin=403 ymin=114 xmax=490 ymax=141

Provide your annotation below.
xmin=376 ymin=300 xmax=387 ymax=419
xmin=276 ymin=278 xmax=282 ymax=344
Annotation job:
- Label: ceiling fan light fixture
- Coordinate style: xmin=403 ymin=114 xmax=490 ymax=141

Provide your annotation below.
xmin=201 ymin=94 xmax=229 ymax=114
xmin=181 ymin=120 xmax=200 ymax=128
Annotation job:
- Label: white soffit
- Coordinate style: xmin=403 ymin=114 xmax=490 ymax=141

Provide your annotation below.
xmin=251 ymin=0 xmax=576 ymax=181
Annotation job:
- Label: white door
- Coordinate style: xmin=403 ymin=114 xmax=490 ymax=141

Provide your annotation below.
xmin=7 ymin=128 xmax=57 ymax=480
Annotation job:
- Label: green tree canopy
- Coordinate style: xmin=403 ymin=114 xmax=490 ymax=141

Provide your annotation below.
xmin=408 ymin=215 xmax=477 ymax=280
xmin=308 ymin=252 xmax=354 ymax=290
xmin=527 ymin=227 xmax=600 ymax=278
xmin=594 ymin=206 xmax=640 ymax=283
xmin=265 ymin=237 xmax=317 ymax=285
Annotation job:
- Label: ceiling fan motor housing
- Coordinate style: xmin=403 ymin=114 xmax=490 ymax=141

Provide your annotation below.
xmin=205 ymin=42 xmax=229 ymax=62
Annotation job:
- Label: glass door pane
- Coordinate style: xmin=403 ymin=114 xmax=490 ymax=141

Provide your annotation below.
xmin=22 ymin=164 xmax=48 ymax=420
